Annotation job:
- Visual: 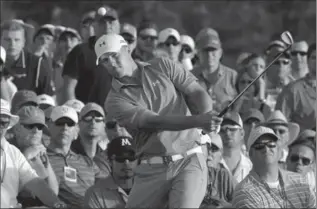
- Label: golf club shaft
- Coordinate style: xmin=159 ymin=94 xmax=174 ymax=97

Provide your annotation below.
xmin=217 ymin=45 xmax=291 ymax=117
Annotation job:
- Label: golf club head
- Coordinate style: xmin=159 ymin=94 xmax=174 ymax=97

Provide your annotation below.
xmin=281 ymin=31 xmax=294 ymax=46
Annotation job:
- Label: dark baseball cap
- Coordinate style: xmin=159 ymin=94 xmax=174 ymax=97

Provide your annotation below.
xmin=243 ymin=108 xmax=265 ymax=123
xmin=16 ymin=106 xmax=46 ymax=126
xmin=79 ymin=103 xmax=105 ymax=119
xmin=107 ymin=136 xmax=136 ymax=159
xmin=222 ymin=111 xmax=243 ymax=128
xmin=195 ymin=28 xmax=221 ymax=50
xmin=96 ymin=6 xmax=119 ymax=21
xmin=11 ymin=90 xmax=38 ymax=114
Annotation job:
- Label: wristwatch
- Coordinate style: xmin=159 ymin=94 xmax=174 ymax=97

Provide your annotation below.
xmin=53 ymin=202 xmax=68 ymax=208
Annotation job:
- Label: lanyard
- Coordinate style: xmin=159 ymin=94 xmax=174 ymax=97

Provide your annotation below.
xmin=1 ymin=148 xmax=6 ymax=184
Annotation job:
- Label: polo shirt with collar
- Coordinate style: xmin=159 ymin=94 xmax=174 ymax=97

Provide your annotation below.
xmin=191 ymin=63 xmax=237 ymax=113
xmin=84 ymin=175 xmax=128 ymax=208
xmin=1 ymin=138 xmax=38 ymax=208
xmin=4 ymin=50 xmax=54 ymax=95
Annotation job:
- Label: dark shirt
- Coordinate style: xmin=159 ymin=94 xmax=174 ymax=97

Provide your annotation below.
xmin=4 ymin=50 xmax=54 ymax=95
xmin=62 ymin=36 xmax=97 ymax=103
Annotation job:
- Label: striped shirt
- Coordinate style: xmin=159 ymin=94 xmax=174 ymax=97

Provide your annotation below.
xmin=47 ymin=148 xmax=103 ymax=208
xmin=233 ymin=169 xmax=316 ymax=208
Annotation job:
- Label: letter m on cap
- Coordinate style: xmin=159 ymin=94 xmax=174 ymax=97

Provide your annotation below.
xmin=121 ymin=138 xmax=131 ymax=146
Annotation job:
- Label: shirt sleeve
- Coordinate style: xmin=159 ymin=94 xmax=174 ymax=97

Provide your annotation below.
xmin=16 ymin=148 xmax=39 ymax=188
xmin=62 ymin=45 xmax=81 ymax=79
xmin=37 ymin=57 xmax=54 ymax=96
xmin=232 ymin=186 xmax=259 ymax=208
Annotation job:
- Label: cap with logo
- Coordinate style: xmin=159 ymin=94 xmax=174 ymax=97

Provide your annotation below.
xmin=64 ymin=99 xmax=85 ymax=114
xmin=195 ymin=27 xmax=221 ymax=50
xmin=180 ymin=35 xmax=195 ymax=51
xmin=17 ymin=106 xmax=46 ymax=126
xmin=121 ymin=23 xmax=137 ymax=39
xmin=222 ymin=111 xmax=243 ymax=128
xmin=243 ymin=108 xmax=265 ymax=123
xmin=50 ymin=105 xmax=78 ymax=123
xmin=0 ymin=46 xmax=6 ymax=64
xmin=79 ymin=103 xmax=105 ymax=119
xmin=11 ymin=90 xmax=38 ymax=114
xmin=247 ymin=126 xmax=279 ymax=151
xmin=158 ymin=28 xmax=180 ymax=44
xmin=94 ymin=34 xmax=128 ymax=65
xmin=37 ymin=94 xmax=56 ymax=107
xmin=107 ymin=136 xmax=136 ymax=159
xmin=0 ymin=99 xmax=19 ymax=128
xmin=96 ymin=6 xmax=119 ymax=21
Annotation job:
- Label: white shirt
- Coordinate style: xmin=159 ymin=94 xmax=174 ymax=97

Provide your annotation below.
xmin=1 ymin=138 xmax=38 ymax=208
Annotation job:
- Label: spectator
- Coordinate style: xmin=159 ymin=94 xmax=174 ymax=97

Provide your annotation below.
xmin=32 ymin=24 xmax=56 ymax=61
xmin=0 ymin=99 xmax=66 ymax=208
xmin=291 ymin=41 xmax=309 ymax=80
xmin=61 ymin=6 xmax=120 ymax=104
xmin=71 ymin=103 xmax=111 ymax=176
xmin=133 ymin=20 xmax=158 ymax=62
xmin=120 ymin=23 xmax=137 ymax=54
xmin=242 ymin=108 xmax=265 ymax=147
xmin=64 ymin=99 xmax=84 ymax=114
xmin=12 ymin=106 xmax=59 ymax=207
xmin=191 ymin=28 xmax=237 ymax=113
xmin=219 ymin=111 xmax=252 ymax=183
xmin=1 ymin=20 xmax=54 ymax=95
xmin=37 ymin=94 xmax=56 ymax=110
xmin=236 ymin=52 xmax=251 ymax=72
xmin=99 ymin=34 xmax=222 ymax=208
xmin=0 ymin=45 xmax=17 ymax=101
xmin=179 ymin=35 xmax=196 ymax=71
xmin=157 ymin=28 xmax=182 ymax=62
xmin=233 ymin=126 xmax=316 ymax=208
xmin=84 ymin=136 xmax=137 ymax=208
xmin=105 ymin=118 xmax=132 ymax=141
xmin=201 ymin=133 xmax=235 ymax=208
xmin=79 ymin=10 xmax=96 ymax=42
xmin=11 ymin=90 xmax=38 ymax=114
xmin=276 ymin=43 xmax=316 ymax=131
xmin=46 ymin=105 xmax=104 ymax=208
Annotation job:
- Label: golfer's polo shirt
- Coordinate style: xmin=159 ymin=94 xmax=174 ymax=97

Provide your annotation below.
xmin=191 ymin=64 xmax=237 ymax=113
xmin=105 ymin=58 xmax=201 ymax=157
xmin=47 ymin=148 xmax=103 ymax=208
xmin=84 ymin=175 xmax=128 ymax=208
xmin=276 ymin=75 xmax=316 ymax=130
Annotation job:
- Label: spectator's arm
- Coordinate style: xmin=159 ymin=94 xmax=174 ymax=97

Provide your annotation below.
xmin=37 ymin=58 xmax=54 ymax=96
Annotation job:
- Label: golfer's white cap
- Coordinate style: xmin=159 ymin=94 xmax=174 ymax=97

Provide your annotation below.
xmin=94 ymin=34 xmax=128 ymax=65
xmin=158 ymin=28 xmax=180 ymax=44
xmin=0 ymin=46 xmax=6 ymax=63
xmin=180 ymin=35 xmax=195 ymax=51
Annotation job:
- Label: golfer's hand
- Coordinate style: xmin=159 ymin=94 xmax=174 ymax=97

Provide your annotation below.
xmin=200 ymin=111 xmax=223 ymax=134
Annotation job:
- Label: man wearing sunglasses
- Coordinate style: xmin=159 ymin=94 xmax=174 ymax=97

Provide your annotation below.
xmin=84 ymin=136 xmax=137 ymax=208
xmin=290 ymin=41 xmax=309 ymax=80
xmin=276 ymin=43 xmax=316 ymax=131
xmin=120 ymin=23 xmax=137 ymax=55
xmin=11 ymin=106 xmax=59 ymax=207
xmin=47 ymin=105 xmax=105 ymax=208
xmin=96 ymin=34 xmax=222 ymax=208
xmin=179 ymin=35 xmax=196 ymax=71
xmin=105 ymin=119 xmax=132 ymax=141
xmin=158 ymin=28 xmax=182 ymax=63
xmin=219 ymin=111 xmax=252 ymax=184
xmin=233 ymin=126 xmax=316 ymax=208
xmin=72 ymin=103 xmax=111 ymax=176
xmin=11 ymin=90 xmax=39 ymax=114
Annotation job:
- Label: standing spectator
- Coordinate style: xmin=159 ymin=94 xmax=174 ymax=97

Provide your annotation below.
xmin=219 ymin=111 xmax=252 ymax=183
xmin=236 ymin=52 xmax=251 ymax=72
xmin=191 ymin=28 xmax=237 ymax=113
xmin=1 ymin=20 xmax=54 ymax=95
xmin=179 ymin=35 xmax=196 ymax=71
xmin=133 ymin=20 xmax=158 ymax=62
xmin=157 ymin=28 xmax=182 ymax=62
xmin=276 ymin=43 xmax=316 ymax=131
xmin=0 ymin=99 xmax=66 ymax=208
xmin=291 ymin=41 xmax=309 ymax=80
xmin=233 ymin=126 xmax=316 ymax=208
xmin=120 ymin=23 xmax=137 ymax=54
xmin=79 ymin=10 xmax=96 ymax=43
xmin=99 ymin=34 xmax=222 ymax=208
xmin=84 ymin=136 xmax=137 ymax=208
xmin=61 ymin=6 xmax=120 ymax=104
xmin=47 ymin=105 xmax=104 ymax=208
xmin=32 ymin=24 xmax=56 ymax=61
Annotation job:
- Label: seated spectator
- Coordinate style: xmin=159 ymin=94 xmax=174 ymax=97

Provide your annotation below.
xmin=12 ymin=106 xmax=59 ymax=207
xmin=46 ymin=105 xmax=105 ymax=208
xmin=84 ymin=136 xmax=137 ymax=208
xmin=242 ymin=108 xmax=265 ymax=147
xmin=71 ymin=103 xmax=111 ymax=176
xmin=157 ymin=28 xmax=182 ymax=63
xmin=201 ymin=133 xmax=235 ymax=208
xmin=42 ymin=106 xmax=55 ymax=147
xmin=287 ymin=129 xmax=316 ymax=192
xmin=179 ymin=35 xmax=196 ymax=71
xmin=11 ymin=90 xmax=38 ymax=114
xmin=37 ymin=94 xmax=56 ymax=110
xmin=64 ymin=99 xmax=84 ymax=114
xmin=0 ymin=99 xmax=65 ymax=208
xmin=233 ymin=126 xmax=316 ymax=208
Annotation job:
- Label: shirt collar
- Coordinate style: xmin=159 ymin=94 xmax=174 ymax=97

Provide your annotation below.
xmin=47 ymin=147 xmax=77 ymax=157
xmin=194 ymin=64 xmax=225 ymax=83
xmin=13 ymin=50 xmax=26 ymax=68
xmin=71 ymin=137 xmax=102 ymax=157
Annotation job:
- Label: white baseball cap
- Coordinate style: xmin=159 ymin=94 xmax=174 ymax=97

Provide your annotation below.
xmin=180 ymin=35 xmax=195 ymax=51
xmin=158 ymin=28 xmax=180 ymax=44
xmin=247 ymin=126 xmax=279 ymax=151
xmin=50 ymin=105 xmax=78 ymax=123
xmin=64 ymin=99 xmax=84 ymax=113
xmin=0 ymin=99 xmax=19 ymax=128
xmin=37 ymin=94 xmax=56 ymax=107
xmin=0 ymin=46 xmax=6 ymax=63
xmin=94 ymin=34 xmax=128 ymax=65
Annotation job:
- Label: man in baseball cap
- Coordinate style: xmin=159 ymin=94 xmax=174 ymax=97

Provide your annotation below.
xmin=243 ymin=108 xmax=265 ymax=145
xmin=80 ymin=10 xmax=96 ymax=42
xmin=37 ymin=94 xmax=56 ymax=110
xmin=95 ymin=6 xmax=120 ymax=35
xmin=158 ymin=28 xmax=181 ymax=62
xmin=120 ymin=23 xmax=137 ymax=54
xmin=32 ymin=24 xmax=56 ymax=58
xmin=11 ymin=90 xmax=38 ymax=114
xmin=179 ymin=35 xmax=195 ymax=71
xmin=84 ymin=136 xmax=137 ymax=208
xmin=64 ymin=99 xmax=84 ymax=114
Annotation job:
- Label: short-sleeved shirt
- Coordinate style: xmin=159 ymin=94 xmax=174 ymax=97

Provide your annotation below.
xmin=71 ymin=138 xmax=111 ymax=177
xmin=276 ymin=76 xmax=316 ymax=130
xmin=84 ymin=175 xmax=128 ymax=208
xmin=105 ymin=58 xmax=201 ymax=157
xmin=62 ymin=36 xmax=97 ymax=103
xmin=3 ymin=50 xmax=54 ymax=95
xmin=232 ymin=169 xmax=316 ymax=208
xmin=191 ymin=64 xmax=237 ymax=113
xmin=47 ymin=148 xmax=103 ymax=208
xmin=1 ymin=138 xmax=38 ymax=208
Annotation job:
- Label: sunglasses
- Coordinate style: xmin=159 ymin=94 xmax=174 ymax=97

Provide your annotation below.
xmin=140 ymin=35 xmax=158 ymax=42
xmin=54 ymin=120 xmax=76 ymax=127
xmin=82 ymin=116 xmax=104 ymax=123
xmin=0 ymin=121 xmax=10 ymax=129
xmin=114 ymin=155 xmax=136 ymax=163
xmin=182 ymin=46 xmax=192 ymax=53
xmin=165 ymin=42 xmax=179 ymax=47
xmin=207 ymin=143 xmax=220 ymax=153
xmin=106 ymin=121 xmax=117 ymax=129
xmin=22 ymin=124 xmax=45 ymax=131
xmin=252 ymin=141 xmax=277 ymax=150
xmin=291 ymin=51 xmax=307 ymax=56
xmin=289 ymin=155 xmax=312 ymax=166
xmin=273 ymin=60 xmax=290 ymax=65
